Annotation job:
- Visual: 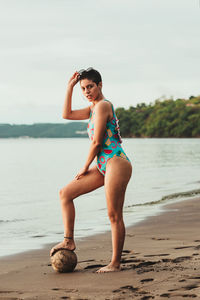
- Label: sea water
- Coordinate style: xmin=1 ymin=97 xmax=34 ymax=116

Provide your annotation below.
xmin=0 ymin=138 xmax=200 ymax=257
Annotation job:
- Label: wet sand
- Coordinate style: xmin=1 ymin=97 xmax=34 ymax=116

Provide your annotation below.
xmin=0 ymin=197 xmax=200 ymax=299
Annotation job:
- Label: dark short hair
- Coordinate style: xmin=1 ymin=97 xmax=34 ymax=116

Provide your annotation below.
xmin=79 ymin=68 xmax=102 ymax=86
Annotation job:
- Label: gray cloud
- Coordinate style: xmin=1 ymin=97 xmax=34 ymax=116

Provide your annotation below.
xmin=0 ymin=0 xmax=199 ymax=123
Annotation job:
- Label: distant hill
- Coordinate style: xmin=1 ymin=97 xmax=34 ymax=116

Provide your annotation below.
xmin=0 ymin=122 xmax=88 ymax=138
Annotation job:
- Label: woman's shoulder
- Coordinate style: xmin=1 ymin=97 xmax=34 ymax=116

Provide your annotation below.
xmin=94 ymin=100 xmax=114 ymax=121
xmin=96 ymin=99 xmax=113 ymax=110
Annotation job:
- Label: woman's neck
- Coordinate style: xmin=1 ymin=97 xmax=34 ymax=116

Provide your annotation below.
xmin=92 ymin=94 xmax=105 ymax=105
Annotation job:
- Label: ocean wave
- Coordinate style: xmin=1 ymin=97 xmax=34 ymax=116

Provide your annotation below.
xmin=31 ymin=235 xmax=47 ymax=238
xmin=126 ymin=188 xmax=200 ymax=208
xmin=0 ymin=218 xmax=26 ymax=224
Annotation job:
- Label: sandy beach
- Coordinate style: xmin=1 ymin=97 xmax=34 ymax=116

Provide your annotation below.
xmin=1 ymin=197 xmax=200 ymax=300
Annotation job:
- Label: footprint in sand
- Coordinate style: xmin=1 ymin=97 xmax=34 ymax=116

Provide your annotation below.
xmin=161 ymin=256 xmax=192 ymax=264
xmin=52 ymin=288 xmax=78 ymax=293
xmin=0 ymin=290 xmax=20 ymax=300
xmin=160 ymin=293 xmax=171 ymax=297
xmin=171 ymin=256 xmax=191 ymax=263
xmin=162 ymin=258 xmax=171 ymax=262
xmin=174 ymin=246 xmax=194 ymax=250
xmin=167 ymin=283 xmax=199 ymax=298
xmin=0 ymin=298 xmax=19 ymax=300
xmin=121 ymin=258 xmax=144 ymax=263
xmin=140 ymin=278 xmax=154 ymax=283
xmin=113 ymin=285 xmax=138 ymax=293
xmin=84 ymin=264 xmax=105 ymax=270
xmin=162 ymin=292 xmax=197 ymax=298
xmin=144 ymin=254 xmax=170 ymax=257
xmin=78 ymin=259 xmax=95 ymax=263
xmin=181 ymin=294 xmax=197 ymax=298
xmin=179 ymin=279 xmax=186 ymax=282
xmin=137 ymin=268 xmax=155 ymax=274
xmin=122 ymin=249 xmax=131 ymax=253
xmin=152 ymin=237 xmax=169 ymax=241
xmin=135 ymin=261 xmax=160 ymax=274
xmin=133 ymin=261 xmax=160 ymax=269
xmin=183 ymin=284 xmax=199 ymax=291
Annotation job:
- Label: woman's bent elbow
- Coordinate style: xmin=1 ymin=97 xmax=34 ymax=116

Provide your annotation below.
xmin=62 ymin=114 xmax=72 ymax=120
xmin=92 ymin=140 xmax=101 ymax=149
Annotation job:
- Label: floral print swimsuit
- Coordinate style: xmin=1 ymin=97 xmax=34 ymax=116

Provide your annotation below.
xmin=87 ymin=99 xmax=130 ymax=176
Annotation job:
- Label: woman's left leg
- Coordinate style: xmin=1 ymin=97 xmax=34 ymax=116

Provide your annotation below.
xmin=96 ymin=157 xmax=132 ymax=273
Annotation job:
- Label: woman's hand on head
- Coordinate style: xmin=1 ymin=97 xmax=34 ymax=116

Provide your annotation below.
xmin=75 ymin=166 xmax=89 ymax=180
xmin=68 ymin=71 xmax=80 ymax=89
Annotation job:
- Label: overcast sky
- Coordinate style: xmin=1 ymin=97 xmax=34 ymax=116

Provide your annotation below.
xmin=0 ymin=0 xmax=199 ymax=124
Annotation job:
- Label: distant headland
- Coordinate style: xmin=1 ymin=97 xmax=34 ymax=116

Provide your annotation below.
xmin=0 ymin=122 xmax=88 ymax=138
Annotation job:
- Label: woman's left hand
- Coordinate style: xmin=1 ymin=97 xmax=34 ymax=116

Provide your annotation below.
xmin=75 ymin=166 xmax=89 ymax=180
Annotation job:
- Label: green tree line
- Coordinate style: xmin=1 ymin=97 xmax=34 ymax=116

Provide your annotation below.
xmin=0 ymin=122 xmax=87 ymax=138
xmin=115 ymin=95 xmax=200 ymax=137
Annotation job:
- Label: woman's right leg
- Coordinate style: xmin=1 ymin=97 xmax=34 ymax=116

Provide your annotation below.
xmin=50 ymin=166 xmax=104 ymax=256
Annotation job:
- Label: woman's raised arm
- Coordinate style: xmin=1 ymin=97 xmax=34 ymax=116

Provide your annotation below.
xmin=62 ymin=72 xmax=90 ymax=120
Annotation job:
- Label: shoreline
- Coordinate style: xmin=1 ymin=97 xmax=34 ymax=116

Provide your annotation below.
xmin=1 ymin=196 xmax=200 ymax=299
xmin=0 ymin=195 xmax=199 ymax=261
xmin=1 ymin=190 xmax=200 ymax=260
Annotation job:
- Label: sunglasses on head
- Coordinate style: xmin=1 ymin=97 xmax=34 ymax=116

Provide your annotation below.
xmin=78 ymin=67 xmax=93 ymax=76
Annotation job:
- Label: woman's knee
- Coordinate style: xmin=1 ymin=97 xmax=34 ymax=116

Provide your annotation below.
xmin=59 ymin=185 xmax=73 ymax=203
xmin=108 ymin=210 xmax=123 ymax=223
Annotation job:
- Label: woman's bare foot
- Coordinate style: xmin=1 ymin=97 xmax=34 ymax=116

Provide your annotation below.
xmin=96 ymin=262 xmax=121 ymax=273
xmin=50 ymin=239 xmax=76 ymax=257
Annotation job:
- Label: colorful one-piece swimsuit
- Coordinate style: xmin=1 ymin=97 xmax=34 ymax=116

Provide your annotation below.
xmin=87 ymin=99 xmax=130 ymax=176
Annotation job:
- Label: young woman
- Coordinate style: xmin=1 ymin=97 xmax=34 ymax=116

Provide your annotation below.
xmin=50 ymin=68 xmax=132 ymax=273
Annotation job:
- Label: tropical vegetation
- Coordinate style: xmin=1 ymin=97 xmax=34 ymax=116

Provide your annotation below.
xmin=116 ymin=95 xmax=200 ymax=137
